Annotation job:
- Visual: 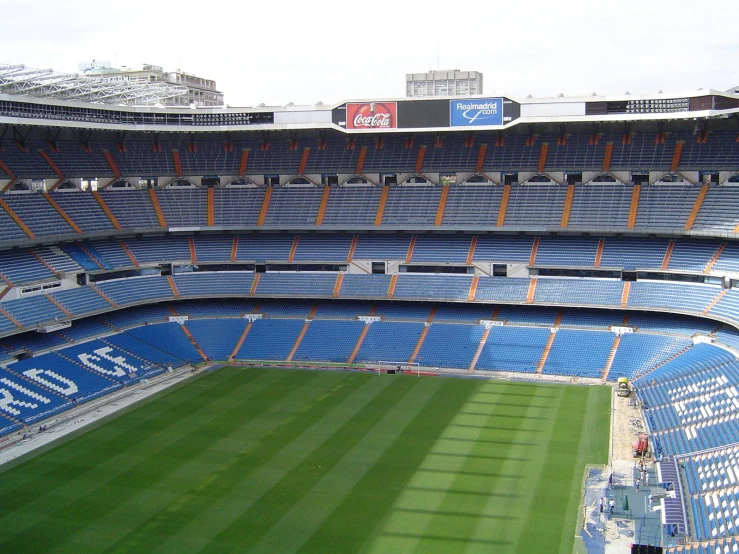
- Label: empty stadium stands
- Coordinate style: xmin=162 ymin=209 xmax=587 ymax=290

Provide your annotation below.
xmin=3 ymin=185 xmax=739 ymax=251
xmin=2 ymin=123 xmax=739 ymax=552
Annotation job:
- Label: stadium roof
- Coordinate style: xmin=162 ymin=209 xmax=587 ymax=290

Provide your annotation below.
xmin=0 ymin=63 xmax=188 ymax=106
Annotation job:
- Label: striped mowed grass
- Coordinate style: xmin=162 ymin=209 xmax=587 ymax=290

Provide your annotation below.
xmin=0 ymin=367 xmax=610 ymax=553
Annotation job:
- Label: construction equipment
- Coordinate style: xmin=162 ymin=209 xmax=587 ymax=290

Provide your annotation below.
xmin=632 ymin=433 xmax=649 ymax=458
xmin=617 ymin=377 xmax=632 ymax=397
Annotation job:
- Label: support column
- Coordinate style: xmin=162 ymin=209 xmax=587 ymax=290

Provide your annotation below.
xmin=434 ymin=185 xmax=449 ymax=226
xmin=526 ymin=278 xmax=537 ymax=304
xmin=167 ymin=275 xmax=180 ymax=298
xmin=286 ymin=321 xmax=311 ymax=362
xmin=560 ymin=184 xmax=575 ymax=228
xmin=601 ymin=335 xmax=622 ymax=380
xmin=529 ymin=237 xmax=539 ymax=266
xmin=661 ymin=240 xmax=675 ymax=270
xmin=627 ymin=185 xmax=641 ymax=229
xmin=621 ymin=282 xmax=631 ymax=308
xmin=684 ymin=184 xmax=709 ymax=231
xmin=257 ymin=187 xmax=272 ymax=226
xmin=594 ymin=238 xmax=604 ymax=268
xmin=466 ymin=236 xmax=477 ymax=265
xmin=316 ymin=186 xmax=330 ymax=226
xmin=408 ymin=326 xmax=430 ymax=364
xmin=229 ymin=322 xmax=253 ymax=360
xmin=405 ymin=236 xmax=416 ymax=264
xmin=148 ymin=189 xmax=168 ymax=228
xmin=387 ymin=274 xmax=398 ymax=299
xmin=374 ymin=186 xmax=389 ymax=226
xmin=468 ymin=276 xmax=479 ymax=301
xmin=348 ymin=325 xmax=370 ymax=364
xmin=332 ymin=274 xmax=344 ymax=297
xmin=288 ymin=235 xmax=300 ymax=262
xmin=207 ymin=187 xmax=215 ymax=226
xmin=468 ymin=329 xmax=490 ymax=371
xmin=497 ymin=185 xmax=510 ymax=227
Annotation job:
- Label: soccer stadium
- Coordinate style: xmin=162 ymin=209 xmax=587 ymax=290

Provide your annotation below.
xmin=0 ymin=68 xmax=738 ymax=554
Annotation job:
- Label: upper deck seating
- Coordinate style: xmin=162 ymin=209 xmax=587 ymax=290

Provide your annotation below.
xmin=393 ymin=275 xmax=473 ymax=301
xmin=50 ymin=192 xmax=115 ymax=233
xmin=534 ymin=278 xmax=623 ymax=307
xmin=410 ymin=235 xmax=471 ymax=264
xmin=192 ymin=235 xmax=233 ymax=263
xmin=339 ymin=274 xmax=392 ymax=299
xmin=292 ymin=235 xmax=353 ymax=262
xmin=442 ymin=184 xmax=502 ymax=226
xmin=321 ymin=186 xmax=382 ymax=226
xmin=0 ymin=250 xmax=57 ymax=284
xmin=634 ymin=184 xmax=700 ymax=231
xmin=4 ymin=194 xmax=75 ymax=237
xmin=693 ymin=185 xmax=739 ymax=233
xmin=629 ymin=282 xmax=722 ymax=314
xmin=262 ymin=187 xmax=322 ymax=227
xmin=668 ymin=240 xmax=721 ymax=272
xmin=213 ymin=188 xmax=264 ymax=227
xmin=98 ymin=190 xmax=162 ymax=229
xmin=173 ymin=272 xmax=254 ymax=297
xmin=97 ymin=276 xmax=174 ymax=306
xmin=504 ymin=185 xmax=566 ymax=229
xmin=568 ymin=185 xmax=632 ymax=229
xmin=157 ymin=189 xmax=208 ymax=227
xmin=381 ymin=186 xmax=442 ymax=226
xmin=599 ymin=237 xmax=670 ymax=270
xmin=534 ymin=236 xmax=599 ymax=267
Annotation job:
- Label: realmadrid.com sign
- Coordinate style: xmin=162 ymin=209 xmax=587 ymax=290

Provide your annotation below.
xmin=450 ymin=98 xmax=504 ymax=127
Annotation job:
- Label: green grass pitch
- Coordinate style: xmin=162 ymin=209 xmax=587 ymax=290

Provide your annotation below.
xmin=0 ymin=367 xmax=610 ymax=553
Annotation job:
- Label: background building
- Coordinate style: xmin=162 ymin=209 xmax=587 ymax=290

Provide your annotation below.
xmin=406 ymin=69 xmax=483 ymax=97
xmin=85 ymin=62 xmax=224 ymax=107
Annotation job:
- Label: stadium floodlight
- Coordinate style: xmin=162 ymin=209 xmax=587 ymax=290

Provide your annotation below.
xmin=0 ymin=62 xmax=188 ymax=106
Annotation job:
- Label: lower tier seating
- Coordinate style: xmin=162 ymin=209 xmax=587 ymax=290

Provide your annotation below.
xmin=1 ymin=299 xmax=737 ymax=460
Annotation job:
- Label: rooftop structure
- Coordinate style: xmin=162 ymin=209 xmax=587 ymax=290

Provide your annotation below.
xmin=406 ymin=69 xmax=483 ymax=97
xmin=0 ymin=63 xmax=187 ymax=106
xmin=85 ymin=63 xmax=224 ymax=107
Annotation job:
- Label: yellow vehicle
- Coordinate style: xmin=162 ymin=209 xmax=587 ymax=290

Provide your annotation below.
xmin=617 ymin=377 xmax=631 ymax=397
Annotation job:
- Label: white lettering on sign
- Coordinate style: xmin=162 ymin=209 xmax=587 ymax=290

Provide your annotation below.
xmin=352 ymin=113 xmax=392 ymax=128
xmin=454 ymin=101 xmax=499 ymax=124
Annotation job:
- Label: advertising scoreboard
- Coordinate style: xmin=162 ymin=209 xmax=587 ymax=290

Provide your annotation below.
xmin=449 ymin=98 xmax=503 ymax=127
xmin=334 ymin=97 xmax=519 ymax=131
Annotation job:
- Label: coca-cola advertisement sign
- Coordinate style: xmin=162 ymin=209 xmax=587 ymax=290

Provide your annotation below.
xmin=346 ymin=102 xmax=397 ymax=130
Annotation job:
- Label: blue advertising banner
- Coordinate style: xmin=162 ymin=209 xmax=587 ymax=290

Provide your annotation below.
xmin=450 ymin=98 xmax=504 ymax=127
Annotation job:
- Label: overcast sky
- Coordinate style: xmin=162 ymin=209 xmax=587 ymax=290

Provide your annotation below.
xmin=2 ymin=0 xmax=738 ymax=107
